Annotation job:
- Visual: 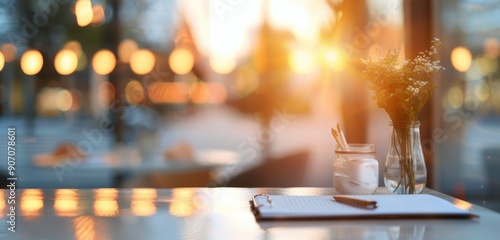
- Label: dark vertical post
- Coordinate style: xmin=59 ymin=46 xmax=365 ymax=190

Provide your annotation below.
xmin=404 ymin=0 xmax=434 ymax=188
xmin=107 ymin=0 xmax=124 ymax=143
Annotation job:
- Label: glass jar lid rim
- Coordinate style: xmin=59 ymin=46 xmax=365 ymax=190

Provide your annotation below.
xmin=335 ymin=144 xmax=375 ymax=154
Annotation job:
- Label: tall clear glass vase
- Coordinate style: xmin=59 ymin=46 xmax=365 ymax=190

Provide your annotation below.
xmin=384 ymin=121 xmax=427 ymax=194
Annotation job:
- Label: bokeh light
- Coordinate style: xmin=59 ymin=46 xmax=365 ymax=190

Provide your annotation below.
xmin=451 ymin=46 xmax=472 ymax=72
xmin=206 ymin=82 xmax=227 ymax=103
xmin=148 ymin=82 xmax=189 ymax=104
xmin=63 ymin=41 xmax=82 ymax=57
xmin=447 ymin=86 xmax=464 ymax=109
xmin=209 ymin=56 xmax=236 ymax=74
xmin=475 ymin=56 xmax=498 ymax=75
xmin=169 ymin=48 xmax=194 ymax=75
xmin=1 ymin=43 xmax=16 ymax=62
xmin=37 ymin=88 xmax=59 ymax=114
xmin=91 ymin=4 xmax=105 ymax=26
xmin=75 ymin=0 xmax=93 ymax=27
xmin=474 ymin=83 xmax=490 ymax=102
xmin=125 ymin=80 xmax=145 ymax=104
xmin=0 ymin=52 xmax=4 ymax=72
xmin=20 ymin=50 xmax=44 ymax=75
xmin=189 ymin=81 xmax=209 ymax=104
xmin=189 ymin=82 xmax=227 ymax=104
xmin=483 ymin=38 xmax=500 ymax=58
xmin=55 ymin=49 xmax=78 ymax=75
xmin=98 ymin=82 xmax=115 ymax=108
xmin=70 ymin=90 xmax=82 ymax=111
xmin=130 ymin=49 xmax=155 ymax=75
xmin=118 ymin=39 xmax=138 ymax=63
xmin=63 ymin=41 xmax=87 ymax=71
xmin=56 ymin=89 xmax=73 ymax=111
xmin=92 ymin=49 xmax=116 ymax=75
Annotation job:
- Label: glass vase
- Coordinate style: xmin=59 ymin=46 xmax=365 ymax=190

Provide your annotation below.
xmin=384 ymin=121 xmax=427 ymax=194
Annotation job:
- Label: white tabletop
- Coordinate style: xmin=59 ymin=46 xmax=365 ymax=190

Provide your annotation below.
xmin=2 ymin=187 xmax=499 ymax=240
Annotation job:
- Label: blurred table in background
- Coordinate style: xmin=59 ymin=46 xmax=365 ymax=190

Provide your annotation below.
xmin=31 ymin=146 xmax=241 ymax=188
xmin=1 ymin=187 xmax=499 ymax=240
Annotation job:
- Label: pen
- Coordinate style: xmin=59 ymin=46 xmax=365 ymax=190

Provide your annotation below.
xmin=336 ymin=123 xmax=348 ymax=148
xmin=333 ymin=195 xmax=378 ymax=209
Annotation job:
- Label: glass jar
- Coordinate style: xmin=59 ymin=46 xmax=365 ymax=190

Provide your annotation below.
xmin=384 ymin=121 xmax=427 ymax=194
xmin=333 ymin=144 xmax=379 ymax=195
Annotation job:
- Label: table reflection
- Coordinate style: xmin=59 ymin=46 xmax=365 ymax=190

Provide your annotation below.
xmin=73 ymin=216 xmax=97 ymax=240
xmin=169 ymin=188 xmax=198 ymax=217
xmin=0 ymin=191 xmax=5 ymax=217
xmin=131 ymin=189 xmax=157 ymax=216
xmin=260 ymin=222 xmax=427 ymax=240
xmin=93 ymin=189 xmax=119 ymax=217
xmin=54 ymin=189 xmax=80 ymax=217
xmin=21 ymin=189 xmax=44 ymax=218
xmin=1 ymin=188 xmax=497 ymax=240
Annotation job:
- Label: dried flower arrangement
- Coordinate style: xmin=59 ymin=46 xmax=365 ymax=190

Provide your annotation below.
xmin=361 ymin=38 xmax=444 ymax=194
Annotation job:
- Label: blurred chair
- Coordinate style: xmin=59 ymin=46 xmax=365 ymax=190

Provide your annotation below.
xmin=484 ymin=147 xmax=500 ymax=200
xmin=227 ymin=150 xmax=310 ymax=187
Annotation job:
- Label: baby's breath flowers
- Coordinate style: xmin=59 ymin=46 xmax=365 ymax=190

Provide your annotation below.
xmin=361 ymin=38 xmax=444 ymax=123
xmin=361 ymin=38 xmax=444 ymax=194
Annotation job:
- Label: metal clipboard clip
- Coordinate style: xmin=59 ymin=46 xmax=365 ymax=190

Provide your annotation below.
xmin=252 ymin=194 xmax=273 ymax=208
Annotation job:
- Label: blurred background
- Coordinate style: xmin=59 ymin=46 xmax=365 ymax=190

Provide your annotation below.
xmin=0 ymin=0 xmax=498 ymax=212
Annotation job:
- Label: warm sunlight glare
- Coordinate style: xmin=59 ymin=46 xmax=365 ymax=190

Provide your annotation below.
xmin=169 ymin=48 xmax=194 ymax=75
xmin=209 ymin=55 xmax=236 ymax=74
xmin=324 ymin=48 xmax=346 ymax=72
xmin=55 ymin=49 xmax=78 ymax=75
xmin=92 ymin=49 xmax=116 ymax=75
xmin=289 ymin=49 xmax=315 ymax=73
xmin=130 ymin=49 xmax=155 ymax=75
xmin=451 ymin=46 xmax=472 ymax=72
xmin=20 ymin=50 xmax=44 ymax=75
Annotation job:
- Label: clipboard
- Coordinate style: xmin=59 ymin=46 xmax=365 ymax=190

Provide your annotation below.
xmin=250 ymin=194 xmax=477 ymax=221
